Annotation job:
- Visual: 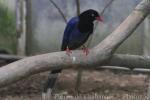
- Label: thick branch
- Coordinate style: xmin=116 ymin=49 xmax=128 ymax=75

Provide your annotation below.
xmin=94 ymin=0 xmax=150 ymax=54
xmin=98 ymin=66 xmax=150 ymax=75
xmin=0 ymin=0 xmax=149 ymax=88
xmin=108 ymin=54 xmax=150 ymax=69
xmin=0 ymin=54 xmax=23 ymax=63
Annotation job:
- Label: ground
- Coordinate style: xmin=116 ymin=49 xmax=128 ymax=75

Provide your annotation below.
xmin=0 ymin=69 xmax=148 ymax=100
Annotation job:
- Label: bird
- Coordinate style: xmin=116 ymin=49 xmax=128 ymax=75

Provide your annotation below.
xmin=42 ymin=9 xmax=103 ymax=98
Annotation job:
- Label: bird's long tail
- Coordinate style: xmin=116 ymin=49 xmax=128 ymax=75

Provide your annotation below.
xmin=42 ymin=69 xmax=62 ymax=100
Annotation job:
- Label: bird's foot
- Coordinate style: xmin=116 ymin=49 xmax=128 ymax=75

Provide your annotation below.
xmin=82 ymin=46 xmax=89 ymax=56
xmin=65 ymin=46 xmax=72 ymax=56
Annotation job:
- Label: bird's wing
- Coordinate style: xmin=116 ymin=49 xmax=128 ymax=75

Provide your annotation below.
xmin=61 ymin=17 xmax=79 ymax=51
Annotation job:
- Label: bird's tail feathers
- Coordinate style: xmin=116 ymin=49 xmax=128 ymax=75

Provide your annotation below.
xmin=42 ymin=69 xmax=61 ymax=100
xmin=43 ymin=72 xmax=59 ymax=93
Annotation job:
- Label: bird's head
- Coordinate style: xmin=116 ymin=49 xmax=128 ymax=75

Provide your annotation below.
xmin=79 ymin=9 xmax=103 ymax=22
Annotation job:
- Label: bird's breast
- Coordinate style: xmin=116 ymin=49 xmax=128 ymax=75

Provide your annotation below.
xmin=78 ymin=22 xmax=94 ymax=33
xmin=70 ymin=29 xmax=87 ymax=41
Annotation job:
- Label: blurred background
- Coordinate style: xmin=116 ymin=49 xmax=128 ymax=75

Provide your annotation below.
xmin=0 ymin=0 xmax=150 ymax=100
xmin=0 ymin=0 xmax=149 ymax=56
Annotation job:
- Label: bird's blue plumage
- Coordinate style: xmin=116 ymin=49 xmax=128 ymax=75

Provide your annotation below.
xmin=61 ymin=16 xmax=91 ymax=50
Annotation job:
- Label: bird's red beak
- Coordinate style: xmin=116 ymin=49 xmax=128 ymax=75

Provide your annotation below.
xmin=96 ymin=16 xmax=103 ymax=22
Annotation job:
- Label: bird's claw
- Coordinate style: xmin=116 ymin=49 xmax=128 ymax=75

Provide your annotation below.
xmin=65 ymin=47 xmax=72 ymax=56
xmin=82 ymin=47 xmax=89 ymax=56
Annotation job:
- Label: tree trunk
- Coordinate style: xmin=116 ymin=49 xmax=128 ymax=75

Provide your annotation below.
xmin=26 ymin=0 xmax=32 ymax=55
xmin=16 ymin=0 xmax=27 ymax=56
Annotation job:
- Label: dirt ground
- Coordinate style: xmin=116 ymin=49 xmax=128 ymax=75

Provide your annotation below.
xmin=0 ymin=69 xmax=149 ymax=100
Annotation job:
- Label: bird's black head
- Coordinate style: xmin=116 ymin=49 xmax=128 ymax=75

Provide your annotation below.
xmin=79 ymin=9 xmax=103 ymax=22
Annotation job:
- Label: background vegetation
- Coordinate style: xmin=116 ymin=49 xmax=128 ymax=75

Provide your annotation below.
xmin=0 ymin=2 xmax=16 ymax=54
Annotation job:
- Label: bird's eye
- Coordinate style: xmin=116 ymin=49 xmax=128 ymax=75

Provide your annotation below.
xmin=91 ymin=14 xmax=94 ymax=17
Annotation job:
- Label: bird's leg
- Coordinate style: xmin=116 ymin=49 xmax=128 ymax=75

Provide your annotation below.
xmin=65 ymin=46 xmax=72 ymax=56
xmin=82 ymin=45 xmax=89 ymax=56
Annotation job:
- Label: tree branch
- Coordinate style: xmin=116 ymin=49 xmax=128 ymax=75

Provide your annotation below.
xmin=100 ymin=0 xmax=115 ymax=15
xmin=97 ymin=66 xmax=150 ymax=75
xmin=0 ymin=54 xmax=23 ymax=63
xmin=48 ymin=0 xmax=67 ymax=23
xmin=75 ymin=0 xmax=80 ymax=16
xmin=0 ymin=0 xmax=149 ymax=88
xmin=107 ymin=54 xmax=150 ymax=69
xmin=94 ymin=0 xmax=150 ymax=54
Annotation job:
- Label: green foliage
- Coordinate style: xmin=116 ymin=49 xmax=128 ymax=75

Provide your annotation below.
xmin=148 ymin=15 xmax=150 ymax=19
xmin=0 ymin=3 xmax=16 ymax=53
xmin=0 ymin=3 xmax=16 ymax=36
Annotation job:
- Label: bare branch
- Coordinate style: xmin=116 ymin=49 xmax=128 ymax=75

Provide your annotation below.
xmin=0 ymin=54 xmax=23 ymax=62
xmin=93 ymin=0 xmax=115 ymax=32
xmin=75 ymin=0 xmax=81 ymax=92
xmin=26 ymin=0 xmax=32 ymax=55
xmin=94 ymin=0 xmax=150 ymax=54
xmin=48 ymin=0 xmax=67 ymax=23
xmin=107 ymin=54 xmax=150 ymax=69
xmin=75 ymin=0 xmax=80 ymax=15
xmin=98 ymin=66 xmax=150 ymax=75
xmin=100 ymin=0 xmax=115 ymax=15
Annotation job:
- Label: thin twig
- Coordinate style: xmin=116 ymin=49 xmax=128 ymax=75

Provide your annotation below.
xmin=94 ymin=0 xmax=115 ymax=30
xmin=100 ymin=0 xmax=115 ymax=15
xmin=48 ymin=0 xmax=67 ymax=23
xmin=75 ymin=0 xmax=82 ymax=94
